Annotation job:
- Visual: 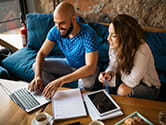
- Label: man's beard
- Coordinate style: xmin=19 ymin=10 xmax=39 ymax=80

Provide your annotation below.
xmin=60 ymin=22 xmax=73 ymax=38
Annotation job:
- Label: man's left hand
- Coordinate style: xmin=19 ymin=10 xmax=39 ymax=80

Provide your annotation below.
xmin=42 ymin=79 xmax=62 ymax=99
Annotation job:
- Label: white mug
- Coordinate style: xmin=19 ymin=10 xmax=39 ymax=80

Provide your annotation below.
xmin=34 ymin=112 xmax=49 ymax=125
xmin=89 ymin=120 xmax=104 ymax=125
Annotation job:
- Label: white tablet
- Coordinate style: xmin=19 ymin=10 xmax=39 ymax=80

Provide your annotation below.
xmin=85 ymin=89 xmax=121 ymax=117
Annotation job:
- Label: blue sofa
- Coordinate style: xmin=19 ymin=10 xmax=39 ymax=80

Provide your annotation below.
xmin=0 ymin=13 xmax=166 ymax=100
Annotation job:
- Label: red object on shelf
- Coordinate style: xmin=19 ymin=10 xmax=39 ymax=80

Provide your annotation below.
xmin=20 ymin=24 xmax=27 ymax=47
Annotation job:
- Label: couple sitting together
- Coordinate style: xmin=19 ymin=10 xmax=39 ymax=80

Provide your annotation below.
xmin=28 ymin=2 xmax=161 ymax=100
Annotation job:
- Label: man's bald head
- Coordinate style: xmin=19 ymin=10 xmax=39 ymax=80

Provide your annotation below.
xmin=53 ymin=2 xmax=79 ymax=38
xmin=53 ymin=2 xmax=76 ymax=18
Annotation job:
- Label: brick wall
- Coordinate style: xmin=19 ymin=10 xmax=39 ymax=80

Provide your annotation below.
xmin=39 ymin=0 xmax=166 ymax=28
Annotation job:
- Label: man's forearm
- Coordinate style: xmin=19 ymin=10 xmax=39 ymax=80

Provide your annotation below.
xmin=57 ymin=64 xmax=97 ymax=85
xmin=34 ymin=52 xmax=45 ymax=78
xmin=58 ymin=51 xmax=98 ymax=85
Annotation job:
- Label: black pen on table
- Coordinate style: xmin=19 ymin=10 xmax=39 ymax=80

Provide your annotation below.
xmin=104 ymin=78 xmax=110 ymax=94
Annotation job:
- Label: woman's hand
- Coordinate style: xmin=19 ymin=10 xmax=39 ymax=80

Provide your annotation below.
xmin=42 ymin=79 xmax=63 ymax=99
xmin=98 ymin=71 xmax=113 ymax=83
xmin=117 ymin=83 xmax=132 ymax=96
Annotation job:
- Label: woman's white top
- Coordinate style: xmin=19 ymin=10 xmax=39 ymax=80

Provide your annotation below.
xmin=105 ymin=42 xmax=161 ymax=88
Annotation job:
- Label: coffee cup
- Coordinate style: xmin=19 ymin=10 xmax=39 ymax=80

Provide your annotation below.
xmin=89 ymin=120 xmax=104 ymax=125
xmin=34 ymin=112 xmax=49 ymax=125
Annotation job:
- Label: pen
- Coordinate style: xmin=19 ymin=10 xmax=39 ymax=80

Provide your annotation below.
xmin=104 ymin=78 xmax=110 ymax=94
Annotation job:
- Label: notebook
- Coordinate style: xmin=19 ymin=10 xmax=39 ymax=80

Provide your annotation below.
xmin=0 ymin=80 xmax=50 ymax=112
xmin=52 ymin=88 xmax=87 ymax=119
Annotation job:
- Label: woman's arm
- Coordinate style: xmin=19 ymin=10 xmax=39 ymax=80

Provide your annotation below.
xmin=121 ymin=45 xmax=149 ymax=88
xmin=104 ymin=48 xmax=117 ymax=87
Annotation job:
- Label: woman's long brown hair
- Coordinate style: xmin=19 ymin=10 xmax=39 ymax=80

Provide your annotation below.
xmin=112 ymin=14 xmax=144 ymax=74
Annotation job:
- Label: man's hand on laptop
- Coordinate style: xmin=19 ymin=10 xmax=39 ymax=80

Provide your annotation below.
xmin=42 ymin=79 xmax=62 ymax=99
xmin=28 ymin=77 xmax=44 ymax=94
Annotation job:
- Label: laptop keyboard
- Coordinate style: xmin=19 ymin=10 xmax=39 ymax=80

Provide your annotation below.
xmin=10 ymin=88 xmax=40 ymax=110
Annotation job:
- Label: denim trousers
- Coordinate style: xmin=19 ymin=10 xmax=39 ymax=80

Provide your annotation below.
xmin=108 ymin=74 xmax=160 ymax=100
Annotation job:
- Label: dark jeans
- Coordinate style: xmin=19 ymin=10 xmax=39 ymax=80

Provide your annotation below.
xmin=107 ymin=74 xmax=160 ymax=100
xmin=130 ymin=83 xmax=160 ymax=100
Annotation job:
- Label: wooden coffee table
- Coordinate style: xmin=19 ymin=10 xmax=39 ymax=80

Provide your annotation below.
xmin=0 ymin=79 xmax=166 ymax=125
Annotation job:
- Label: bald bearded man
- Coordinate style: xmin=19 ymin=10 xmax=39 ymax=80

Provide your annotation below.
xmin=28 ymin=2 xmax=99 ymax=98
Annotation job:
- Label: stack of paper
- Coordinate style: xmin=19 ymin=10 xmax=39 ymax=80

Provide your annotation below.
xmin=83 ymin=90 xmax=123 ymax=121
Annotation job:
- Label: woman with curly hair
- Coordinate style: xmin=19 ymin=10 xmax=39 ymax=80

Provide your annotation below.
xmin=98 ymin=14 xmax=161 ymax=100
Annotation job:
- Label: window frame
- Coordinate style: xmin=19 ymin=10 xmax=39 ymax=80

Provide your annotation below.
xmin=0 ymin=0 xmax=27 ymax=29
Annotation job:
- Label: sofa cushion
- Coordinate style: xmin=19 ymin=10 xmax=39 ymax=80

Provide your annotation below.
xmin=1 ymin=47 xmax=37 ymax=81
xmin=0 ymin=66 xmax=9 ymax=79
xmin=159 ymin=71 xmax=166 ymax=85
xmin=145 ymin=32 xmax=166 ymax=84
xmin=26 ymin=13 xmax=54 ymax=50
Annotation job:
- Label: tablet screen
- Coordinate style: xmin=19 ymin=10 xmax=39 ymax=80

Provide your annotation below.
xmin=87 ymin=91 xmax=117 ymax=114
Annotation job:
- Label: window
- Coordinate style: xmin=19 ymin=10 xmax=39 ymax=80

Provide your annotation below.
xmin=0 ymin=0 xmax=27 ymax=33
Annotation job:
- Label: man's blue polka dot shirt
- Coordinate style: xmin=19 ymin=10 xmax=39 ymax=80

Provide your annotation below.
xmin=47 ymin=23 xmax=99 ymax=68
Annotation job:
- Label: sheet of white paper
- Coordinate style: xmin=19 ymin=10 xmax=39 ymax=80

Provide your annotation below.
xmin=52 ymin=88 xmax=87 ymax=120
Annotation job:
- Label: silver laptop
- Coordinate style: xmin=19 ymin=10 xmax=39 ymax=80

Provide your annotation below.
xmin=0 ymin=83 xmax=50 ymax=112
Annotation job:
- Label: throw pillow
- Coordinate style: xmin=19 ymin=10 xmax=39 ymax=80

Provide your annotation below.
xmin=1 ymin=47 xmax=36 ymax=81
xmin=26 ymin=13 xmax=54 ymax=50
xmin=0 ymin=66 xmax=9 ymax=79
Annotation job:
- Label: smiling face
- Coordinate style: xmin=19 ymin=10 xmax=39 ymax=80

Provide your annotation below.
xmin=107 ymin=23 xmax=119 ymax=49
xmin=54 ymin=14 xmax=74 ymax=38
xmin=53 ymin=2 xmax=76 ymax=38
